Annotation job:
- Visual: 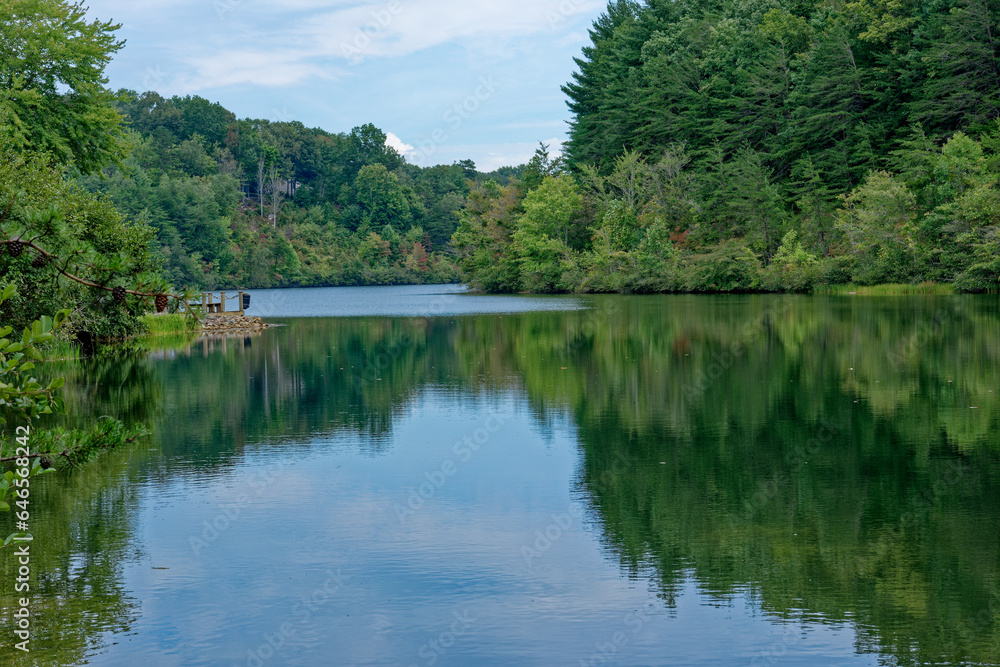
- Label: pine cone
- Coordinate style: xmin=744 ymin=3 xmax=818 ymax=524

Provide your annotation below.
xmin=40 ymin=458 xmax=52 ymax=470
xmin=7 ymin=240 xmax=23 ymax=258
xmin=155 ymin=294 xmax=168 ymax=312
xmin=112 ymin=286 xmax=127 ymax=304
xmin=31 ymin=253 xmax=47 ymax=269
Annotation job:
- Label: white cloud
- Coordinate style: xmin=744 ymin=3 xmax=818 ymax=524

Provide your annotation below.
xmin=92 ymin=0 xmax=603 ymax=90
xmin=384 ymin=131 xmax=415 ymax=156
xmin=300 ymin=0 xmax=606 ymax=62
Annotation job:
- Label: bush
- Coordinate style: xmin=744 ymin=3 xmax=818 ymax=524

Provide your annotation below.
xmin=760 ymin=231 xmax=820 ymax=292
xmin=680 ymin=240 xmax=762 ymax=292
xmin=954 ymin=228 xmax=1000 ymax=292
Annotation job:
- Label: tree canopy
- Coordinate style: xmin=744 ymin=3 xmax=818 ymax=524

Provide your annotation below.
xmin=0 ymin=0 xmax=128 ymax=173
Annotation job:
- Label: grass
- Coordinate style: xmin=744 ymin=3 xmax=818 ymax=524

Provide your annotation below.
xmin=135 ymin=331 xmax=202 ymax=352
xmin=38 ymin=338 xmax=81 ymax=361
xmin=140 ymin=312 xmax=201 ymax=336
xmin=814 ymin=282 xmax=956 ymax=296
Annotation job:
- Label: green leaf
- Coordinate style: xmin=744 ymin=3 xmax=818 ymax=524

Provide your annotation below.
xmin=47 ymin=377 xmax=65 ymax=390
xmin=1 ymin=284 xmax=15 ymax=302
xmin=0 ymin=501 xmax=9 ymax=512
xmin=3 ymin=532 xmax=31 ymax=547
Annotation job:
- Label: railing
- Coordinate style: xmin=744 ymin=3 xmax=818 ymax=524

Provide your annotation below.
xmin=180 ymin=291 xmax=250 ymax=316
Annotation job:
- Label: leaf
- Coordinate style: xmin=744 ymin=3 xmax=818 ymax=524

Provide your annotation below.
xmin=47 ymin=377 xmax=65 ymax=390
xmin=1 ymin=284 xmax=15 ymax=302
xmin=0 ymin=501 xmax=9 ymax=512
xmin=3 ymin=532 xmax=31 ymax=547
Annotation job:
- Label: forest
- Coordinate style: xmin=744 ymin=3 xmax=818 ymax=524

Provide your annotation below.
xmin=77 ymin=92 xmax=497 ymax=291
xmin=452 ymin=0 xmax=1000 ymax=294
xmin=3 ymin=0 xmax=1000 ymax=349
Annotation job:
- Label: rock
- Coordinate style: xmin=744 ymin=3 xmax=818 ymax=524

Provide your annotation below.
xmin=199 ymin=314 xmax=271 ymax=333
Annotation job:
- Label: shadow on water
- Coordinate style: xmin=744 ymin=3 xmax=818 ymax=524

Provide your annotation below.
xmin=2 ymin=293 xmax=1000 ymax=665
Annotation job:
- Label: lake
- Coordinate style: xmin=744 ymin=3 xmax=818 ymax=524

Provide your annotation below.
xmin=3 ymin=285 xmax=999 ymax=666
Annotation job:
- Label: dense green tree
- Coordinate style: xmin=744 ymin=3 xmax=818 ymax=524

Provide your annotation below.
xmin=349 ymin=164 xmax=413 ymax=231
xmin=0 ymin=143 xmax=169 ymax=339
xmin=451 ymin=181 xmax=523 ymax=292
xmin=0 ymin=0 xmax=128 ymax=173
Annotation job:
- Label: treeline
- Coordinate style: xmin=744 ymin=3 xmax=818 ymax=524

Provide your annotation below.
xmin=453 ymin=0 xmax=1000 ymax=293
xmin=76 ymin=92 xmax=523 ymax=290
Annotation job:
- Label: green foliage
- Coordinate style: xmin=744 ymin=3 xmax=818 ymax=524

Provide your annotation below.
xmin=600 ymin=200 xmax=641 ymax=252
xmin=0 ymin=285 xmax=68 ymax=424
xmin=954 ymin=228 xmax=1000 ymax=292
xmin=452 ymin=180 xmax=523 ymax=292
xmin=139 ymin=313 xmax=199 ymax=336
xmin=0 ymin=144 xmax=170 ymax=339
xmin=760 ymin=231 xmax=820 ymax=291
xmin=74 ymin=93 xmax=468 ymax=291
xmin=835 ymin=171 xmax=918 ymax=284
xmin=680 ymin=240 xmax=762 ymax=292
xmin=350 ymin=164 xmax=413 ymax=231
xmin=518 ymin=176 xmax=584 ymax=246
xmin=0 ymin=285 xmax=145 ymax=546
xmin=545 ymin=0 xmax=1000 ymax=293
xmin=25 ymin=417 xmax=148 ymax=469
xmin=0 ymin=0 xmax=128 ymax=173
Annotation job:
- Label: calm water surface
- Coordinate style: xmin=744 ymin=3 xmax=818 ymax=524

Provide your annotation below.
xmin=3 ymin=286 xmax=999 ymax=666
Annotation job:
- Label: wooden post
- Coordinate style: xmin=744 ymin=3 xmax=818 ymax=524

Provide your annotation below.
xmin=238 ymin=291 xmax=245 ymax=315
xmin=202 ymin=293 xmax=209 ymax=313
xmin=220 ymin=292 xmax=226 ymax=313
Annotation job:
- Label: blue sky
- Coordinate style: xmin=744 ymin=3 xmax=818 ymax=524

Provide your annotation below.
xmin=84 ymin=0 xmax=606 ymax=171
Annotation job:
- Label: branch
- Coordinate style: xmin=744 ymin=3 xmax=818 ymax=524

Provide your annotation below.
xmin=2 ymin=238 xmax=180 ymax=300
